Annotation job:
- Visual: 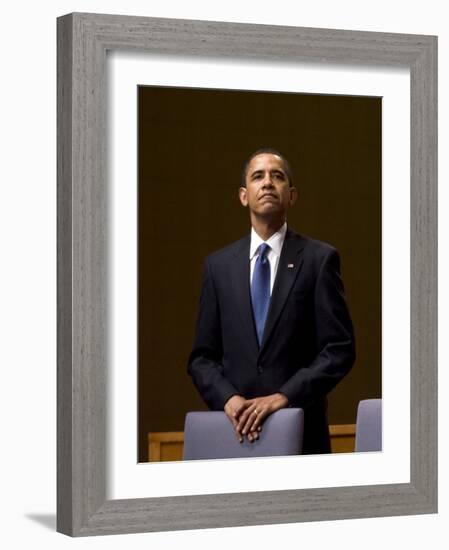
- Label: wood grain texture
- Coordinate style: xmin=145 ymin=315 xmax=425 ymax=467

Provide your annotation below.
xmin=57 ymin=12 xmax=437 ymax=536
xmin=57 ymin=13 xmax=74 ymax=536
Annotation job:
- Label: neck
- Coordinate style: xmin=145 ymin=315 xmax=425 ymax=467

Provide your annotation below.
xmin=250 ymin=214 xmax=286 ymax=241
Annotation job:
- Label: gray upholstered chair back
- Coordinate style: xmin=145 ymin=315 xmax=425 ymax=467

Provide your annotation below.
xmin=183 ymin=409 xmax=304 ymax=460
xmin=355 ymin=399 xmax=382 ymax=452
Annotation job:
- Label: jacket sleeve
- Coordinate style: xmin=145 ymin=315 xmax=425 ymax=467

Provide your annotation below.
xmin=279 ymin=248 xmax=356 ymax=407
xmin=187 ymin=257 xmax=240 ymax=410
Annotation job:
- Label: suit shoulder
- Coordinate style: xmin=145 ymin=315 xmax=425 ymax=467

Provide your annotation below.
xmin=205 ymin=235 xmax=249 ymax=264
xmin=289 ymin=229 xmax=338 ymax=258
xmin=305 ymin=237 xmax=338 ymax=258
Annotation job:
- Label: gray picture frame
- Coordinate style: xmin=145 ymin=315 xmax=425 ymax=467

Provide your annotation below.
xmin=57 ymin=12 xmax=437 ymax=537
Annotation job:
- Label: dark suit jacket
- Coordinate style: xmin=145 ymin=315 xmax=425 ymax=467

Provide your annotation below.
xmin=187 ymin=227 xmax=355 ymax=454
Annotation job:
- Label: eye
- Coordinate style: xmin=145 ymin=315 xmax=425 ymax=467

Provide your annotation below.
xmin=273 ymin=173 xmax=285 ymax=180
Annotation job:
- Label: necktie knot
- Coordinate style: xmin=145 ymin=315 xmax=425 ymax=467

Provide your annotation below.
xmin=258 ymin=243 xmax=270 ymax=264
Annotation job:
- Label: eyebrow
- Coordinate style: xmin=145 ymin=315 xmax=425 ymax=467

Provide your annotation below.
xmin=250 ymin=169 xmax=287 ymax=179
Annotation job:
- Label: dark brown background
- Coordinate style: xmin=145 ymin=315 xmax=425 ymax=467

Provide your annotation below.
xmin=138 ymin=85 xmax=381 ymax=462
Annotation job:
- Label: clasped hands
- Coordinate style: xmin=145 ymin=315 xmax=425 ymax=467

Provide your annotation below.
xmin=224 ymin=393 xmax=289 ymax=443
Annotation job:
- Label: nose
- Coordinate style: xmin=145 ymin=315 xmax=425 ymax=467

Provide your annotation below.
xmin=262 ymin=173 xmax=274 ymax=187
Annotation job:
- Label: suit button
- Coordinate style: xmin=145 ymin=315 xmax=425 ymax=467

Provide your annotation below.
xmin=257 ymin=365 xmax=263 ymax=373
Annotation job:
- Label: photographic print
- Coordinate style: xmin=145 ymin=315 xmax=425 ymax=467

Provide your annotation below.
xmin=138 ymin=85 xmax=382 ymax=462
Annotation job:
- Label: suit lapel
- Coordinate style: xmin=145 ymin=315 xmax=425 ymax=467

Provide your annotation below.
xmin=231 ymin=236 xmax=259 ymax=356
xmin=259 ymin=229 xmax=305 ymax=354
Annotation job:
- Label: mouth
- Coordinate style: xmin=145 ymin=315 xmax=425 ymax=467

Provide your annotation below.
xmin=260 ymin=193 xmax=277 ymax=201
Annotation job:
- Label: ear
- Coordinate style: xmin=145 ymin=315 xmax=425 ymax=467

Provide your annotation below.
xmin=239 ymin=186 xmax=248 ymax=207
xmin=289 ymin=186 xmax=298 ymax=206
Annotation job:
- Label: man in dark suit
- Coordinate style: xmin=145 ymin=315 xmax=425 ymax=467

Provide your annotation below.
xmin=187 ymin=148 xmax=355 ymax=454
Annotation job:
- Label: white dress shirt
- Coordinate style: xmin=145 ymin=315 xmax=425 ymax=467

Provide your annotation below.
xmin=249 ymin=222 xmax=287 ymax=295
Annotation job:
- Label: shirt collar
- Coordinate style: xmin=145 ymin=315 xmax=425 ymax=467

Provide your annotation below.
xmin=249 ymin=222 xmax=287 ymax=260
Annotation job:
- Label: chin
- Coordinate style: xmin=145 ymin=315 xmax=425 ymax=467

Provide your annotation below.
xmin=257 ymin=207 xmax=281 ymax=217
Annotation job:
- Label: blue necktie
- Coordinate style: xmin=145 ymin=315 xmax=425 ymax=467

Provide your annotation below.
xmin=251 ymin=243 xmax=271 ymax=345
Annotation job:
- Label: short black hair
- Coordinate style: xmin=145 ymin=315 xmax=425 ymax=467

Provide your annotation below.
xmin=241 ymin=147 xmax=293 ymax=187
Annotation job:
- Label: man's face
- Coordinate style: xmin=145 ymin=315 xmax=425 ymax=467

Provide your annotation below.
xmin=239 ymin=153 xmax=297 ymax=217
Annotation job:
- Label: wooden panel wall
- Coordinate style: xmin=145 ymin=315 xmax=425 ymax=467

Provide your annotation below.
xmin=147 ymin=425 xmax=356 ymax=462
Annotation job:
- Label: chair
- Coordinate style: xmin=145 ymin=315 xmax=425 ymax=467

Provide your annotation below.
xmin=183 ymin=408 xmax=304 ymax=460
xmin=354 ymin=399 xmax=382 ymax=452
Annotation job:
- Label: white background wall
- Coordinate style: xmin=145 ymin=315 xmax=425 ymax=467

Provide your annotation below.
xmin=0 ymin=1 xmax=445 ymax=548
